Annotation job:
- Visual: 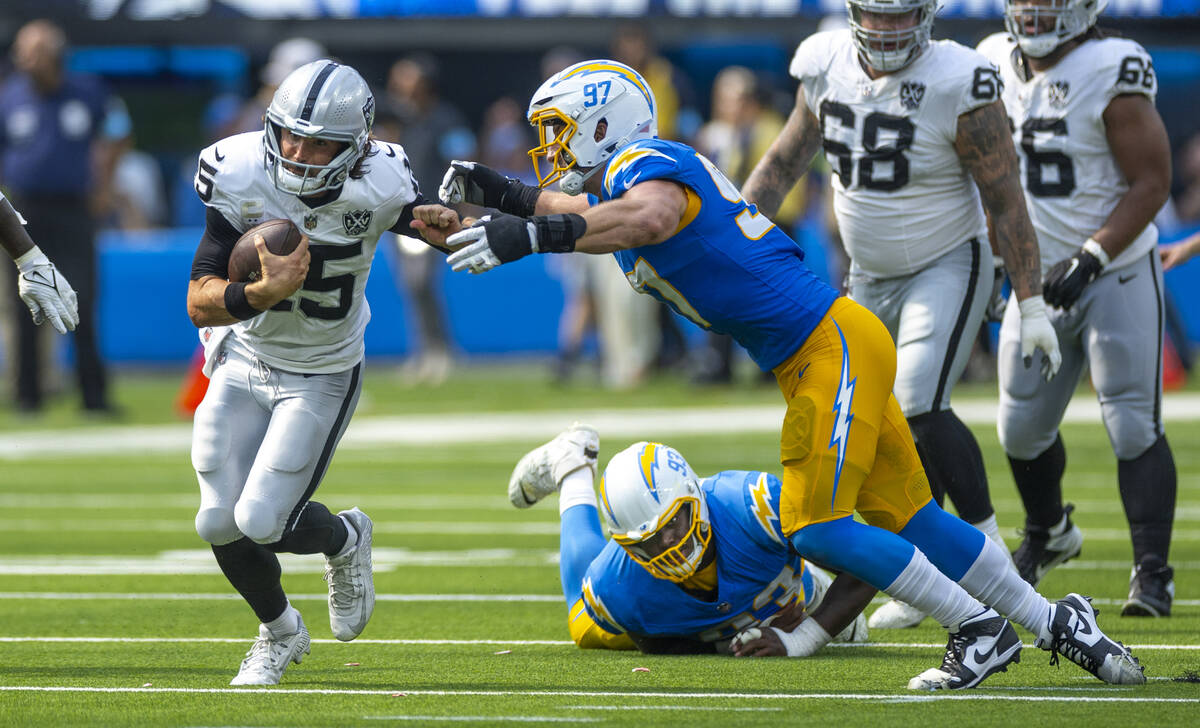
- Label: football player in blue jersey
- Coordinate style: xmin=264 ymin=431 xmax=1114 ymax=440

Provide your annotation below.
xmin=432 ymin=59 xmax=1144 ymax=689
xmin=508 ymin=423 xmax=873 ymax=655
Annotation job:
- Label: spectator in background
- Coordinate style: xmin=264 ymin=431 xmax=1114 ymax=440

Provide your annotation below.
xmin=692 ymin=66 xmax=808 ymax=384
xmin=609 ymin=25 xmax=697 ymax=378
xmin=384 ymin=53 xmax=474 ymax=385
xmin=221 ymin=37 xmax=327 ymax=139
xmin=0 ymin=19 xmax=122 ymax=415
xmin=99 ymin=96 xmax=166 ymax=230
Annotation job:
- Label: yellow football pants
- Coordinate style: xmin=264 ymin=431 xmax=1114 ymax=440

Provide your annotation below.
xmin=774 ymin=297 xmax=933 ymax=536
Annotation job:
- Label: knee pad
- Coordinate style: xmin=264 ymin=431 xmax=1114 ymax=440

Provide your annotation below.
xmin=234 ymin=498 xmax=285 ymax=544
xmin=195 ymin=506 xmax=241 ymax=545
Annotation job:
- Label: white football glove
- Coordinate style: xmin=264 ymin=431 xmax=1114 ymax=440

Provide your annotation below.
xmin=438 ymin=160 xmax=475 ymax=205
xmin=445 ymin=214 xmax=538 ymax=274
xmin=1018 ymin=294 xmax=1061 ymax=381
xmin=16 ymin=248 xmax=78 ymax=334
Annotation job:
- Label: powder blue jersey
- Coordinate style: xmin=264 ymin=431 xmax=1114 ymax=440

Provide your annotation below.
xmin=581 ymin=470 xmax=815 ymax=643
xmin=600 ymin=138 xmax=838 ymax=371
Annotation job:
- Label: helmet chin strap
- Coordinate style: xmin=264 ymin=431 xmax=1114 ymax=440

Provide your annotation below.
xmin=559 ymin=165 xmax=601 ymax=196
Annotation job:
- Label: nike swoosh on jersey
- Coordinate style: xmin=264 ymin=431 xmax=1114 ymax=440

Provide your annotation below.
xmin=214 ymin=147 xmax=225 ymax=162
xmin=1118 ymin=273 xmax=1137 ymax=284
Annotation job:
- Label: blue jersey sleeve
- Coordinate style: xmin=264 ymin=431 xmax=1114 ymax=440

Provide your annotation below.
xmin=601 ymin=141 xmax=686 ymax=200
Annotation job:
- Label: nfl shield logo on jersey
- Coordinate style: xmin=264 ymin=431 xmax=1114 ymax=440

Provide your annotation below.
xmin=303 ymin=213 xmax=319 ymax=231
xmin=343 ymin=209 xmax=372 ymax=236
xmin=900 ymin=82 xmax=925 ymax=111
xmin=1048 ymin=81 xmax=1070 ymax=109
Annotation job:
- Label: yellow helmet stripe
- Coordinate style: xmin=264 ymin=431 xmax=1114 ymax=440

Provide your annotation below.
xmin=598 ymin=474 xmax=619 ymax=527
xmin=558 ymin=62 xmax=654 ymax=111
xmin=639 ymin=443 xmax=659 ymax=500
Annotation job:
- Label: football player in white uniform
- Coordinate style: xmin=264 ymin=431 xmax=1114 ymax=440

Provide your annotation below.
xmin=186 ymin=60 xmax=455 ymax=685
xmin=1 ymin=191 xmax=78 ymax=334
xmin=742 ymin=0 xmax=1060 ymax=629
xmin=978 ymin=0 xmax=1177 ymax=616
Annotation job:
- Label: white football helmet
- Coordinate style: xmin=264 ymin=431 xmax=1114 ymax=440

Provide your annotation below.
xmin=846 ymin=0 xmax=938 ymax=73
xmin=264 ymin=60 xmax=375 ymax=196
xmin=598 ymin=442 xmax=711 ymax=582
xmin=526 ymin=59 xmax=658 ymax=196
xmin=1004 ymin=0 xmax=1107 ymax=58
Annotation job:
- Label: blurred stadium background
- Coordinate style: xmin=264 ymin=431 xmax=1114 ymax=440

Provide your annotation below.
xmin=1 ymin=0 xmax=1199 ymax=373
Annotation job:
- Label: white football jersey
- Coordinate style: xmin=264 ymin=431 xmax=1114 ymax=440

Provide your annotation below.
xmin=196 ymin=131 xmax=420 ymax=374
xmin=791 ymin=31 xmax=1001 ymax=278
xmin=977 ymin=33 xmax=1158 ymax=272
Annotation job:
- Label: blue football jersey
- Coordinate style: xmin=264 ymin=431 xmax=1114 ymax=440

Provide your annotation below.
xmin=601 ymin=138 xmax=839 ymax=371
xmin=581 ymin=470 xmax=815 ymax=643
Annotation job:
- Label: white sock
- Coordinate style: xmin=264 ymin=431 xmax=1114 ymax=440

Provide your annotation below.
xmin=957 ymin=536 xmax=1054 ymax=641
xmin=264 ymin=603 xmax=301 ymax=637
xmin=970 ymin=513 xmax=1007 ymax=550
xmin=333 ymin=515 xmax=357 ymax=558
xmin=884 ymin=549 xmax=987 ymax=631
xmin=558 ymin=467 xmax=598 ymax=515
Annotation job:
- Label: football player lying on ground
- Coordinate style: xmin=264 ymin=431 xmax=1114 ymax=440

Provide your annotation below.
xmin=509 ymin=424 xmax=873 ymax=656
xmin=422 ymin=59 xmax=1145 ymax=690
xmin=0 ymin=191 xmax=77 ymax=334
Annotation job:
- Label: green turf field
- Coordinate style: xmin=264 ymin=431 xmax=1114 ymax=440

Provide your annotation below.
xmin=0 ymin=366 xmax=1196 ymax=726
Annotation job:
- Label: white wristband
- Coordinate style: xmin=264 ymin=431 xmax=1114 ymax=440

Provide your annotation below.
xmin=1082 ymin=238 xmax=1110 ymax=268
xmin=13 ymin=245 xmax=48 ymax=273
xmin=771 ymin=617 xmax=832 ymax=657
xmin=1017 ymin=294 xmax=1047 ymax=319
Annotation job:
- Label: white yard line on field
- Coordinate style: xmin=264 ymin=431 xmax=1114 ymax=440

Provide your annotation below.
xmin=2 ymin=394 xmax=1199 ymax=460
xmin=0 ymin=686 xmax=1197 ymax=703
xmin=0 ymin=592 xmax=1198 ymax=611
xmin=0 ymin=636 xmax=1196 ymax=650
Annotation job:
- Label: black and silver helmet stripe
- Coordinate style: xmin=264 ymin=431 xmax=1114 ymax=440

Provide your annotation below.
xmin=299 ymin=62 xmax=340 ymax=122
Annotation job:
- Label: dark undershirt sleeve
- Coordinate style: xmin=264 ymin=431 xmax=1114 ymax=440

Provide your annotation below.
xmin=388 ymin=193 xmax=451 ymax=255
xmin=190 ymin=206 xmax=242 ymax=281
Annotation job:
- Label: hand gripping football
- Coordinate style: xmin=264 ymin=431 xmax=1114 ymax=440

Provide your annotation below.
xmin=227 ymin=219 xmax=304 ymax=283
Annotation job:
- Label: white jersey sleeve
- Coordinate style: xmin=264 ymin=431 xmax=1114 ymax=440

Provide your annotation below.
xmin=980 ymin=34 xmax=1158 ymax=272
xmin=197 ymin=133 xmax=420 ymax=373
xmin=792 ymin=33 xmax=995 ymax=278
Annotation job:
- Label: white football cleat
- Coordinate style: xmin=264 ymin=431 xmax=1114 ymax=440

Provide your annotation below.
xmin=508 ymin=422 xmax=599 ymax=508
xmin=907 ymin=608 xmax=1021 ymax=691
xmin=806 ymin=565 xmax=868 ymax=643
xmin=868 ymin=598 xmax=927 ymax=629
xmin=230 ymin=616 xmax=311 ymax=686
xmin=1036 ymin=593 xmax=1145 ymax=685
xmin=324 ymin=507 xmax=375 ymax=641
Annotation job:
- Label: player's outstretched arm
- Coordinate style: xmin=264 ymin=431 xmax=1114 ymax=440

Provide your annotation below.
xmin=437 ymin=159 xmax=588 ymax=216
xmin=732 ymin=573 xmax=875 ymax=658
xmin=187 ymin=235 xmax=310 ymax=327
xmin=445 ymin=179 xmax=687 ymax=274
xmin=742 ymin=85 xmax=822 ymax=219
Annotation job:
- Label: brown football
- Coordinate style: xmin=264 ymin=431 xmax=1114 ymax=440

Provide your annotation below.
xmin=227 ymin=219 xmax=304 ymax=283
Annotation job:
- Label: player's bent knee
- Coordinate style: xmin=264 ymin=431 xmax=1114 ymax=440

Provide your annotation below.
xmin=1109 ymin=422 xmax=1157 ymax=461
xmin=234 ymin=498 xmax=285 ymax=544
xmin=195 ymin=507 xmax=241 ymax=545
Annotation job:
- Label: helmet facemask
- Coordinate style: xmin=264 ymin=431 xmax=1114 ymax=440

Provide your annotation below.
xmin=613 ymin=498 xmax=712 ymax=582
xmin=1004 ymin=0 xmax=1107 ymax=58
xmin=527 ymin=110 xmax=580 ymax=191
xmin=264 ymin=120 xmax=359 ymax=197
xmin=846 ymin=0 xmax=937 ymax=73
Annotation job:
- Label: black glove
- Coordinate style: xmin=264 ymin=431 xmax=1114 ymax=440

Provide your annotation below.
xmin=1043 ymin=248 xmax=1103 ymax=309
xmin=446 ymin=213 xmax=587 ymax=274
xmin=438 ymin=160 xmax=541 ymax=217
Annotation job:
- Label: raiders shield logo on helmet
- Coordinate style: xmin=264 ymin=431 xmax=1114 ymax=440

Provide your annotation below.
xmin=900 ymin=81 xmax=926 ymax=110
xmin=343 ymin=209 xmax=372 ymax=236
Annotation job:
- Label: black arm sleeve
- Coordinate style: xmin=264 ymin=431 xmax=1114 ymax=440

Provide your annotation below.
xmin=628 ymin=633 xmax=719 ymax=655
xmin=190 ymin=206 xmax=242 ymax=281
xmin=388 ymin=193 xmax=452 ymax=255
